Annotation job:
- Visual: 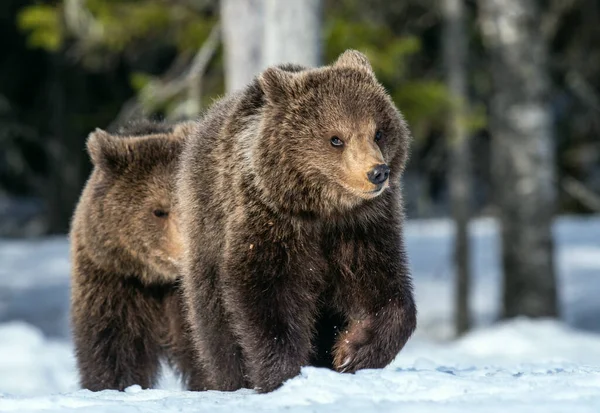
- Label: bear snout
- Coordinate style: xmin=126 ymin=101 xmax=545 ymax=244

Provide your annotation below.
xmin=367 ymin=164 xmax=390 ymax=186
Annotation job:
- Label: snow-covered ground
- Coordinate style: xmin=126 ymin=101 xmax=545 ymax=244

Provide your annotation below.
xmin=0 ymin=215 xmax=599 ymax=412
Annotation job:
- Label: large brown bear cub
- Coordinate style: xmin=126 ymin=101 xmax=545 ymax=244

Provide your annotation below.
xmin=178 ymin=50 xmax=417 ymax=393
xmin=70 ymin=121 xmax=203 ymax=391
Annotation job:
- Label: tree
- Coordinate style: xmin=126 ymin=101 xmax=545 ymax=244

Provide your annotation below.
xmin=478 ymin=0 xmax=558 ymax=318
xmin=221 ymin=0 xmax=265 ymax=93
xmin=442 ymin=0 xmax=472 ymax=335
xmin=263 ymin=0 xmax=322 ymax=67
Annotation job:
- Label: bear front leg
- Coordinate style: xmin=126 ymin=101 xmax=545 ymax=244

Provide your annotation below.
xmin=332 ymin=296 xmax=416 ymax=373
xmin=221 ymin=234 xmax=323 ymax=393
xmin=330 ymin=226 xmax=417 ymax=373
xmin=71 ymin=258 xmax=164 ymax=391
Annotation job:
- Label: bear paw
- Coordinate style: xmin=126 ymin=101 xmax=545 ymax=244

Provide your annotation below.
xmin=332 ymin=317 xmax=374 ymax=373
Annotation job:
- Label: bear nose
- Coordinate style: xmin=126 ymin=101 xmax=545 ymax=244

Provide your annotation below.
xmin=367 ymin=164 xmax=390 ymax=185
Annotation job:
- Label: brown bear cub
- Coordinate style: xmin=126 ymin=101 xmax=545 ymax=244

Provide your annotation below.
xmin=70 ymin=120 xmax=204 ymax=391
xmin=177 ymin=50 xmax=417 ymax=393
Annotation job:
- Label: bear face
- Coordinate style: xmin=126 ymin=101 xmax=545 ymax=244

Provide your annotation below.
xmin=79 ymin=122 xmax=194 ymax=283
xmin=252 ymin=50 xmax=411 ymax=216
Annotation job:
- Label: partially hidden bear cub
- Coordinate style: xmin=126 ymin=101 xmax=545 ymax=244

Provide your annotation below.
xmin=70 ymin=120 xmax=204 ymax=391
xmin=177 ymin=50 xmax=417 ymax=393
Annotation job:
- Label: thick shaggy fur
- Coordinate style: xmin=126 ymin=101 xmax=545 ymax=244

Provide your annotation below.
xmin=70 ymin=121 xmax=204 ymax=391
xmin=177 ymin=50 xmax=417 ymax=393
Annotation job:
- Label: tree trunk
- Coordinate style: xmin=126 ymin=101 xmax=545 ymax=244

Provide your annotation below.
xmin=443 ymin=0 xmax=472 ymax=335
xmin=479 ymin=0 xmax=558 ymax=318
xmin=220 ymin=0 xmax=265 ymax=93
xmin=263 ymin=0 xmax=322 ymax=67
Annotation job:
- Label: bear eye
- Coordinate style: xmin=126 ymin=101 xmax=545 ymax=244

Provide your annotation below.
xmin=153 ymin=209 xmax=169 ymax=219
xmin=375 ymin=130 xmax=383 ymax=142
xmin=330 ymin=136 xmax=344 ymax=147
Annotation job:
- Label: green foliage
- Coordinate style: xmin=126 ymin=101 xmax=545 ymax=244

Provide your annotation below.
xmin=80 ymin=1 xmax=216 ymax=53
xmin=175 ymin=19 xmax=216 ymax=52
xmin=129 ymin=72 xmax=153 ymax=92
xmin=394 ymin=81 xmax=451 ymax=139
xmin=325 ymin=17 xmax=420 ymax=78
xmin=16 ymin=0 xmax=219 ymax=104
xmin=463 ymin=102 xmax=487 ymax=133
xmin=17 ymin=5 xmax=63 ymax=51
xmin=86 ymin=0 xmax=173 ymax=51
xmin=18 ymin=1 xmax=215 ymax=55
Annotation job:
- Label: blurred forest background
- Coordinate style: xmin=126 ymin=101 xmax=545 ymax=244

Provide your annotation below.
xmin=0 ymin=0 xmax=599 ymax=333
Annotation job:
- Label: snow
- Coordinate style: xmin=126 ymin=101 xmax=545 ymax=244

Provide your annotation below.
xmin=0 ymin=215 xmax=599 ymax=412
xmin=0 ymin=322 xmax=77 ymax=397
xmin=2 ymin=320 xmax=600 ymax=412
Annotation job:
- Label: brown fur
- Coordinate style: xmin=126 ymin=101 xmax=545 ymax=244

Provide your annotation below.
xmin=177 ymin=50 xmax=417 ymax=393
xmin=70 ymin=120 xmax=205 ymax=391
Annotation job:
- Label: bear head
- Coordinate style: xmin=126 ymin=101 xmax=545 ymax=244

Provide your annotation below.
xmin=254 ymin=50 xmax=411 ymax=217
xmin=81 ymin=121 xmax=194 ymax=283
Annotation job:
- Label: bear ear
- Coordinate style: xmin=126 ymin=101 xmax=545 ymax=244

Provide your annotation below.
xmin=333 ymin=49 xmax=374 ymax=75
xmin=86 ymin=128 xmax=130 ymax=173
xmin=258 ymin=67 xmax=299 ymax=104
